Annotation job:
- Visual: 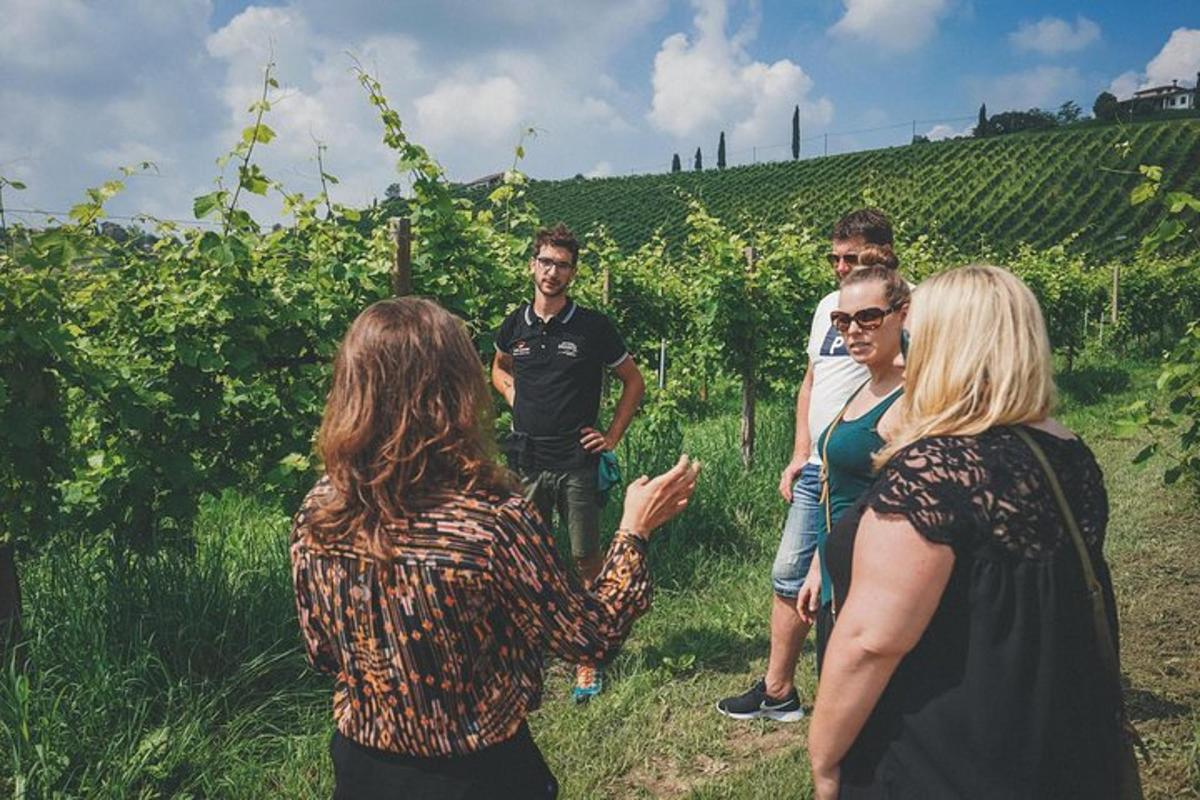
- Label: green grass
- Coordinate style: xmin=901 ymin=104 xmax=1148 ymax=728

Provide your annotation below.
xmin=503 ymin=118 xmax=1200 ymax=257
xmin=4 ymin=355 xmax=1197 ymax=798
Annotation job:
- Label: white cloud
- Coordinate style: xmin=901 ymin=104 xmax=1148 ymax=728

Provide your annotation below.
xmin=580 ymin=97 xmax=634 ymax=133
xmin=585 ymin=161 xmax=614 ymax=178
xmin=1145 ymin=28 xmax=1200 ymax=87
xmin=1009 ymin=15 xmax=1100 ymax=56
xmin=829 ymin=0 xmax=951 ymax=54
xmin=970 ymin=66 xmax=1082 ymax=112
xmin=0 ymin=0 xmax=677 ymax=222
xmin=1105 ymin=28 xmax=1200 ymax=101
xmin=925 ymin=123 xmax=972 ymax=141
xmin=1108 ymin=71 xmax=1140 ymax=101
xmin=648 ymin=0 xmax=832 ymax=144
xmin=0 ymin=0 xmax=222 ymax=221
xmin=416 ymin=76 xmax=528 ymax=146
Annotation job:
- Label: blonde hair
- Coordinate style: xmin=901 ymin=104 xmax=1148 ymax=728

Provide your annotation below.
xmin=874 ymin=265 xmax=1056 ymax=468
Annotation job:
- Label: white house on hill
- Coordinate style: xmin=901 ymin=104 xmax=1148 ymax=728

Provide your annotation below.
xmin=1128 ymin=72 xmax=1199 ymax=111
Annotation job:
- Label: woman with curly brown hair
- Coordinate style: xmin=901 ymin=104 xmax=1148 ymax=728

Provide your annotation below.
xmin=291 ymin=297 xmax=699 ymax=799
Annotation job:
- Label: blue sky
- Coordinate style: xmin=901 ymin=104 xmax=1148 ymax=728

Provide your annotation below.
xmin=2 ymin=1 xmax=1197 ymax=224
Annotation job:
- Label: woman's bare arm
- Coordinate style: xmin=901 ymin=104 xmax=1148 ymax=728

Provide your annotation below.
xmin=807 ymin=509 xmax=954 ymax=798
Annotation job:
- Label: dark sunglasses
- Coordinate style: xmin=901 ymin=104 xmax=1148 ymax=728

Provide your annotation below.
xmin=825 ymin=252 xmax=860 ymax=267
xmin=830 ymin=306 xmax=896 ymax=333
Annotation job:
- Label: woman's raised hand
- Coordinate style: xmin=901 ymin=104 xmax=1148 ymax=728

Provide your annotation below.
xmin=619 ymin=455 xmax=701 ymax=539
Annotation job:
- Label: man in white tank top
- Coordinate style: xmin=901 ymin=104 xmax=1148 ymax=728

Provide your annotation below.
xmin=717 ymin=209 xmax=895 ymax=722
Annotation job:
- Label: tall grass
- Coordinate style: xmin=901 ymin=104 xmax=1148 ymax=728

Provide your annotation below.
xmin=1 ymin=495 xmax=327 ymax=798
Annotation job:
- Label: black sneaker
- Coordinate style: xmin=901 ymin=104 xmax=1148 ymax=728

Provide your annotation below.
xmin=715 ymin=678 xmax=805 ymax=722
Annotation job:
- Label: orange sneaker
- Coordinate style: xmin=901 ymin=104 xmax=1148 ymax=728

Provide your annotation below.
xmin=573 ymin=663 xmax=604 ymax=704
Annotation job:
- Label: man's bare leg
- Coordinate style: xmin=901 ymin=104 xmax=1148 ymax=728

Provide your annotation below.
xmin=765 ymin=594 xmax=810 ymax=699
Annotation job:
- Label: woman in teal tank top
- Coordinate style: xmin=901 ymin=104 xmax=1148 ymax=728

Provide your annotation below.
xmin=796 ymin=263 xmax=911 ymax=671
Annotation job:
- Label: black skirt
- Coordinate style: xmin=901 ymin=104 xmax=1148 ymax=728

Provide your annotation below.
xmin=330 ymin=724 xmax=558 ymax=800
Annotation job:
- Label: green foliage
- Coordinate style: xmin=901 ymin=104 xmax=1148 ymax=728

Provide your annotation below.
xmin=510 ymin=119 xmax=1200 ymax=258
xmin=988 ymin=108 xmax=1059 ymax=136
xmin=4 ymin=59 xmax=1199 ymax=571
xmin=1094 ymin=92 xmax=1120 ymax=122
xmin=1056 ymin=101 xmax=1083 ymax=125
xmin=677 ymin=201 xmax=825 ymax=397
xmin=1125 ymin=166 xmax=1200 ymax=490
xmin=975 ymin=103 xmax=991 ymax=138
xmin=1005 ymin=241 xmax=1090 ymax=358
xmin=0 ymin=68 xmax=533 ymax=552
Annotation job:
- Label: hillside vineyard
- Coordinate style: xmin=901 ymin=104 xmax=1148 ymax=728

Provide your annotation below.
xmin=517 ymin=119 xmax=1200 ymax=256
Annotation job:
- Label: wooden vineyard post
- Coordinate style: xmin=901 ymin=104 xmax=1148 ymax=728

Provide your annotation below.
xmin=741 ymin=245 xmax=757 ymax=468
xmin=658 ymin=339 xmax=667 ymax=390
xmin=601 ymin=263 xmax=612 ymax=397
xmin=0 ymin=542 xmax=21 ymax=667
xmin=389 ymin=217 xmax=412 ymax=297
xmin=1111 ymin=262 xmax=1120 ymax=325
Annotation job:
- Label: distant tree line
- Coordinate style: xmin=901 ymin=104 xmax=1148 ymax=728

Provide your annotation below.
xmin=657 ymin=87 xmax=1193 ymax=174
xmin=971 ymin=101 xmax=1084 ymax=138
xmin=969 ymin=87 xmax=1195 ymax=141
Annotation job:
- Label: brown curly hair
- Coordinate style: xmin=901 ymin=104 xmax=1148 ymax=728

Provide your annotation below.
xmin=855 ymin=243 xmax=900 ymax=271
xmin=309 ymin=297 xmax=515 ymax=553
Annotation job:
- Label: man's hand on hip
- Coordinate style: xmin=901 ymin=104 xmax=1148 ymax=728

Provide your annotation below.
xmin=580 ymin=427 xmax=612 ymax=453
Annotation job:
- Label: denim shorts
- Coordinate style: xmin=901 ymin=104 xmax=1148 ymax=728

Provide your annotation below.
xmin=771 ymin=462 xmax=823 ymax=599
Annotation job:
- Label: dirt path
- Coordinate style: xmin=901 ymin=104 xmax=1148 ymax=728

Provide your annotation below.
xmin=1115 ymin=532 xmax=1200 ymax=798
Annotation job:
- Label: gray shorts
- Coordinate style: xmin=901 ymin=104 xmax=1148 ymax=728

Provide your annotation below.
xmin=522 ymin=466 xmax=602 ymax=560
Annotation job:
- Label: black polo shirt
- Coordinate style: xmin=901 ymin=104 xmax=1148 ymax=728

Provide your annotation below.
xmin=496 ymin=299 xmax=629 ymax=442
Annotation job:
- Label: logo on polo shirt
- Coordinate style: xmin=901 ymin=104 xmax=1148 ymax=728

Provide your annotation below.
xmin=819 ymin=326 xmax=850 ymax=357
xmin=512 ymin=340 xmax=531 ymax=357
xmin=557 ymin=340 xmax=579 ymax=358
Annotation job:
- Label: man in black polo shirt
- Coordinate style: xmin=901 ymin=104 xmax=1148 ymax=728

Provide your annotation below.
xmin=492 ymin=222 xmax=646 ymax=702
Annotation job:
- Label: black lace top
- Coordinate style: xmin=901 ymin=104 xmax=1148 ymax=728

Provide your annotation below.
xmin=826 ymin=426 xmax=1127 ymax=799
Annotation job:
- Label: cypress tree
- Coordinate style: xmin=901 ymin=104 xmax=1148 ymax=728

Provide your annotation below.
xmin=694 ymin=147 xmax=702 ymax=171
xmin=976 ymin=103 xmax=989 ymax=137
xmin=791 ymin=105 xmax=800 ymax=160
xmin=671 ymin=153 xmax=681 ymax=173
xmin=717 ymin=131 xmax=727 ymax=169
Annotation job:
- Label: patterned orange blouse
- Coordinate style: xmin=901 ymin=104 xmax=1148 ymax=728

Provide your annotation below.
xmin=290 ymin=476 xmax=652 ymax=757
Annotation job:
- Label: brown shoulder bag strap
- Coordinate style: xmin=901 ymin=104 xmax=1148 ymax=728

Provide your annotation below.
xmin=1012 ymin=426 xmax=1149 ymax=764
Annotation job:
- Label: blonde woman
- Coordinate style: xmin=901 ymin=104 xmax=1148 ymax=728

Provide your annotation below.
xmin=808 ymin=266 xmax=1129 ymax=799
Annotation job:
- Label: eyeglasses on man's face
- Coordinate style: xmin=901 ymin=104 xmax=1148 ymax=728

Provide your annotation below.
xmin=534 ymin=255 xmax=575 ymax=271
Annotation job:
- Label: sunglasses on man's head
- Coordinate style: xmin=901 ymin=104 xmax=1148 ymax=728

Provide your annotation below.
xmin=826 ymin=252 xmax=860 ymax=267
xmin=830 ymin=306 xmax=896 ymax=333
